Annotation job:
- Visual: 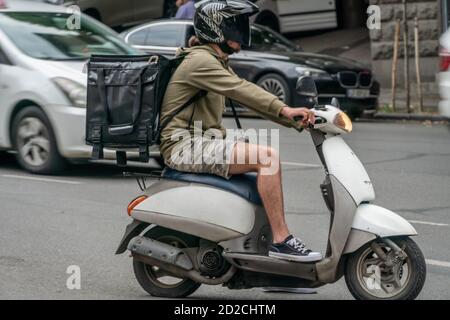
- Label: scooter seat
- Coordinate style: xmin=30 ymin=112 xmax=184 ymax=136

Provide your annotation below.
xmin=162 ymin=167 xmax=262 ymax=205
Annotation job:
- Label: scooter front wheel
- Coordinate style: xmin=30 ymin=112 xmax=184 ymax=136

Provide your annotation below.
xmin=345 ymin=236 xmax=426 ymax=300
xmin=132 ymin=227 xmax=201 ymax=298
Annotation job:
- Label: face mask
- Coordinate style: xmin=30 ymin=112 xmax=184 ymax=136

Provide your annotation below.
xmin=219 ymin=42 xmax=237 ymax=55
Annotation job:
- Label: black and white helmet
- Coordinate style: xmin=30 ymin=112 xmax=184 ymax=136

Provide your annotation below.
xmin=194 ymin=0 xmax=259 ymax=48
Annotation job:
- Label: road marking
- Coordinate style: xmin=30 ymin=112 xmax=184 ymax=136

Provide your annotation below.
xmin=426 ymin=259 xmax=450 ymax=268
xmin=1 ymin=174 xmax=82 ymax=185
xmin=282 ymin=162 xmax=321 ymax=168
xmin=408 ymin=220 xmax=449 ymax=227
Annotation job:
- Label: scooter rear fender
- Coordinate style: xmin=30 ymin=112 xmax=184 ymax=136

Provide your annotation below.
xmin=130 ymin=180 xmax=258 ymax=242
xmin=115 ymin=220 xmax=150 ymax=254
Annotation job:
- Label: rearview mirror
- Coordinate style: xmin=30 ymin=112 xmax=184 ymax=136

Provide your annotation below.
xmin=296 ymin=76 xmax=318 ymax=97
xmin=331 ymin=97 xmax=341 ymax=109
xmin=296 ymin=76 xmax=318 ymax=108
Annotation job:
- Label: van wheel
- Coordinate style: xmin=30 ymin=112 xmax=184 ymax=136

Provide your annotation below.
xmin=11 ymin=106 xmax=66 ymax=174
xmin=133 ymin=227 xmax=201 ymax=298
xmin=345 ymin=237 xmax=426 ymax=300
xmin=257 ymin=73 xmax=291 ymax=105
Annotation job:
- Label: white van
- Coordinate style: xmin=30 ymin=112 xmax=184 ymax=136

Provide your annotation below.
xmin=61 ymin=0 xmax=175 ymax=28
xmin=251 ymin=0 xmax=338 ymax=34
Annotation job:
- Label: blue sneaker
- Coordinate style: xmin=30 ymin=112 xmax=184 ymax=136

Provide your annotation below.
xmin=269 ymin=235 xmax=322 ymax=262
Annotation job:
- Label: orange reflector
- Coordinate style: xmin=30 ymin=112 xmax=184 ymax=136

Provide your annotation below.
xmin=127 ymin=195 xmax=148 ymax=216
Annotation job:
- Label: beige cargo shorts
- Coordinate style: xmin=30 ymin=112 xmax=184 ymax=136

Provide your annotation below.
xmin=165 ymin=134 xmax=242 ymax=179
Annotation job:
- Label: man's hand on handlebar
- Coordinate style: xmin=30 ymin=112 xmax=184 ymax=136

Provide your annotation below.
xmin=281 ymin=106 xmax=315 ymax=129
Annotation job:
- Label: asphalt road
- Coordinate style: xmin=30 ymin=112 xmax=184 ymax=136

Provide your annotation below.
xmin=1 ymin=120 xmax=449 ymax=300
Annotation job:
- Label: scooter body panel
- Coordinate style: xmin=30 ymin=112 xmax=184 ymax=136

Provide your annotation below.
xmin=132 ymin=183 xmax=257 ymax=241
xmin=352 ymin=204 xmax=418 ymax=237
xmin=323 ymin=136 xmax=375 ymax=205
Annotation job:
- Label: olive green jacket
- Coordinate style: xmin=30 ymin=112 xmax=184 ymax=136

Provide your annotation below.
xmin=159 ymin=44 xmax=300 ymax=159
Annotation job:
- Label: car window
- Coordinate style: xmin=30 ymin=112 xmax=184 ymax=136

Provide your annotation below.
xmin=246 ymin=25 xmax=299 ymax=52
xmin=139 ymin=24 xmax=185 ymax=47
xmin=128 ymin=28 xmax=149 ymax=46
xmin=0 ymin=12 xmax=139 ymax=60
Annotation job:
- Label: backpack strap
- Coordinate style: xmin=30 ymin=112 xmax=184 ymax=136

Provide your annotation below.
xmin=116 ymin=151 xmax=127 ymax=167
xmin=157 ymin=90 xmax=208 ymax=140
xmin=91 ymin=125 xmax=104 ymax=160
xmin=138 ymin=126 xmax=150 ymax=163
xmin=227 ymin=98 xmax=242 ymax=130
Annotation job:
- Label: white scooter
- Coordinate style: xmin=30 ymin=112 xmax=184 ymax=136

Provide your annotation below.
xmin=116 ymin=76 xmax=426 ymax=300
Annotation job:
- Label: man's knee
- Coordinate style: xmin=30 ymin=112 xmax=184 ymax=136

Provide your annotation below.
xmin=257 ymin=146 xmax=280 ymax=175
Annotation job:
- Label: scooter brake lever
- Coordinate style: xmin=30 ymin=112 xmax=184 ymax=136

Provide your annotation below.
xmin=294 ymin=116 xmax=315 ymax=129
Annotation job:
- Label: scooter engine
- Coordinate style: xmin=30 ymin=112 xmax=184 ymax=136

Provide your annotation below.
xmin=197 ymin=243 xmax=230 ymax=277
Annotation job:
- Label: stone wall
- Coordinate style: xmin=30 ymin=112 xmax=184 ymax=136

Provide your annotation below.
xmin=369 ymin=0 xmax=440 ymax=91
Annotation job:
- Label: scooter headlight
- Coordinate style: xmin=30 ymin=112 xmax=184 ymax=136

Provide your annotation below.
xmin=334 ymin=112 xmax=353 ymax=133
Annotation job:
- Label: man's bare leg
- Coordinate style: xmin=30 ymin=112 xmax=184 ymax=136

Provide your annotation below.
xmin=228 ymin=142 xmax=290 ymax=244
xmin=228 ymin=142 xmax=322 ymax=262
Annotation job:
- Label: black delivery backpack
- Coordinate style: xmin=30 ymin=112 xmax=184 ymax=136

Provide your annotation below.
xmin=85 ymin=54 xmax=206 ymax=166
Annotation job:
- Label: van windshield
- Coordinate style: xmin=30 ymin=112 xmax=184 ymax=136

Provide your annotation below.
xmin=0 ymin=12 xmax=139 ymax=60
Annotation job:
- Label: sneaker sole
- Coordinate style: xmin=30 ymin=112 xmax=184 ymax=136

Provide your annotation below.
xmin=268 ymin=251 xmax=322 ymax=263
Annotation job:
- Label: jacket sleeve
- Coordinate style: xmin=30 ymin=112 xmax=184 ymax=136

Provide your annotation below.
xmin=184 ymin=52 xmax=302 ymax=130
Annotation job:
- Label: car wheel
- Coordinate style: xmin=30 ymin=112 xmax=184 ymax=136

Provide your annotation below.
xmin=257 ymin=73 xmax=292 ymax=105
xmin=11 ymin=106 xmax=66 ymax=175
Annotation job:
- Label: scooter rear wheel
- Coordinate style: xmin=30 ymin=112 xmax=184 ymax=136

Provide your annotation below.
xmin=345 ymin=236 xmax=426 ymax=300
xmin=132 ymin=227 xmax=201 ymax=298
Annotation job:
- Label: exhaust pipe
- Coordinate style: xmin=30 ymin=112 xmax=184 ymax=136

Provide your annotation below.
xmin=128 ymin=236 xmax=193 ymax=270
xmin=128 ymin=236 xmax=236 ymax=285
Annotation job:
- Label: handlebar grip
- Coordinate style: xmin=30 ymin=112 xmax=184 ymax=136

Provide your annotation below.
xmin=293 ymin=116 xmax=304 ymax=122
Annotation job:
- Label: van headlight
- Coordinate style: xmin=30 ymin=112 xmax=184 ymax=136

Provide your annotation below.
xmin=295 ymin=66 xmax=333 ymax=80
xmin=52 ymin=77 xmax=87 ymax=108
xmin=334 ymin=112 xmax=353 ymax=133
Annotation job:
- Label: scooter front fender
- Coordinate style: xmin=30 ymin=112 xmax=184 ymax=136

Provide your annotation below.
xmin=352 ymin=204 xmax=417 ymax=238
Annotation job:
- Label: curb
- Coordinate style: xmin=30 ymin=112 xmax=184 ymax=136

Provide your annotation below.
xmin=372 ymin=113 xmax=448 ymax=122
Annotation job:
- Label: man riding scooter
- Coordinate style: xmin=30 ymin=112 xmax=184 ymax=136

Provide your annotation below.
xmin=159 ymin=0 xmax=322 ymax=262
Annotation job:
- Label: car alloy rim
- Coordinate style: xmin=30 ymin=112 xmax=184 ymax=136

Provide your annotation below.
xmin=356 ymin=242 xmax=411 ymax=299
xmin=16 ymin=117 xmax=51 ymax=167
xmin=259 ymin=78 xmax=286 ymax=102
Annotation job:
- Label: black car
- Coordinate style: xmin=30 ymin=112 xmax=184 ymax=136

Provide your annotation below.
xmin=120 ymin=20 xmax=379 ymax=119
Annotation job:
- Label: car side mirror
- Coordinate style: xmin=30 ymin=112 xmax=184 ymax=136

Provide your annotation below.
xmin=296 ymin=76 xmax=318 ymax=108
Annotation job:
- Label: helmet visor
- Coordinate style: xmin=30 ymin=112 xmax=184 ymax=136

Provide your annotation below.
xmin=222 ymin=15 xmax=251 ymax=47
